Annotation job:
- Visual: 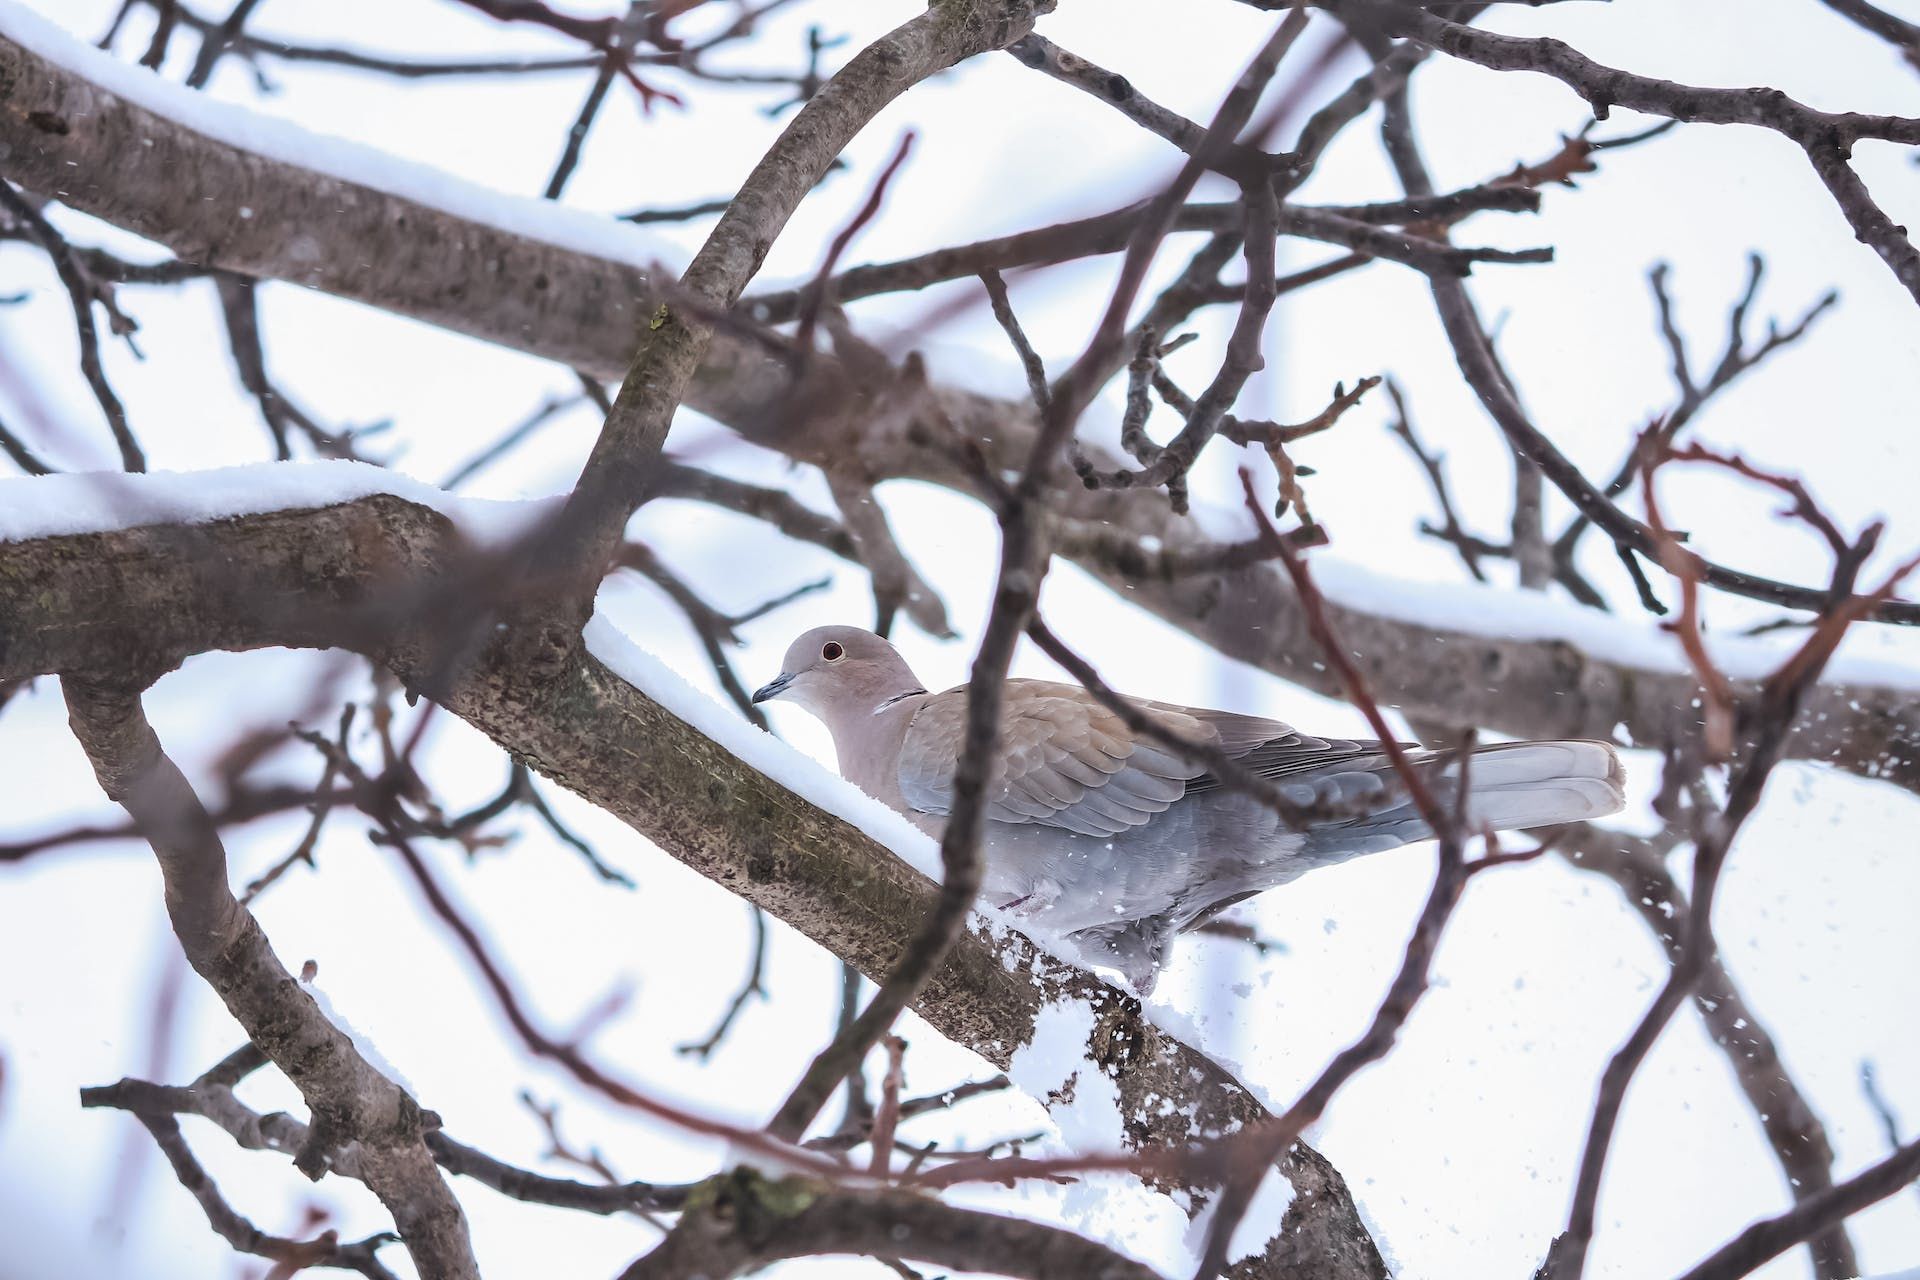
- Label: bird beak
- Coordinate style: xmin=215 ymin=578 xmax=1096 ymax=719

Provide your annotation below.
xmin=751 ymin=671 xmax=795 ymax=705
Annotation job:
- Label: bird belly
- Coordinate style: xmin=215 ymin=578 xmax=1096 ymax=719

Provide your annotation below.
xmin=976 ymin=792 xmax=1307 ymax=937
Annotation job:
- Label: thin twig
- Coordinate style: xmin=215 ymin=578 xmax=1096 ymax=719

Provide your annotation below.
xmin=1674 ymin=1135 xmax=1920 ymax=1280
xmin=868 ymin=1035 xmax=907 ymax=1178
xmin=133 ymin=1110 xmax=401 ymax=1279
xmin=0 ymin=183 xmax=144 ymax=470
xmin=789 ymin=130 xmax=917 ymax=370
xmin=677 ymin=905 xmax=770 ymax=1059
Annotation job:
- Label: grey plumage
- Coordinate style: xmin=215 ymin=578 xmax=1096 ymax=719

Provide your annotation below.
xmin=754 ymin=626 xmax=1625 ymax=991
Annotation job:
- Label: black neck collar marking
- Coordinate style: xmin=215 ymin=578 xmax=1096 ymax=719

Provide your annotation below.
xmin=873 ymin=688 xmax=928 ymax=713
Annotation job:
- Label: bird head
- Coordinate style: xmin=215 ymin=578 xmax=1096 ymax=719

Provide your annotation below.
xmin=752 ymin=626 xmax=926 ymax=721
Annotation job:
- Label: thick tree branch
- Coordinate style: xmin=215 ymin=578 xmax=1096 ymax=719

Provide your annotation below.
xmin=616 ymin=1170 xmax=1166 ymax=1280
xmin=1 ymin=28 xmax=1914 ymax=798
xmin=0 ymin=495 xmax=1385 ymax=1277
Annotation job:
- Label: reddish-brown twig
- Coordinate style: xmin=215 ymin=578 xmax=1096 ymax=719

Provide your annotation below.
xmin=1544 ymin=473 xmax=1916 ymax=1280
xmin=790 ymin=131 xmax=918 ymax=371
xmin=386 ymin=832 xmax=846 ymax=1177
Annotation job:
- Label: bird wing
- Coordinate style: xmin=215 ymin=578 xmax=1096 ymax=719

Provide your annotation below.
xmin=897 ymin=680 xmax=1208 ymax=837
xmin=895 ymin=680 xmax=1409 ymax=837
xmin=1159 ymin=702 xmax=1396 ymax=793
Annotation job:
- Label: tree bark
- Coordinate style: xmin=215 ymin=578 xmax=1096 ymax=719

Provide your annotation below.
xmin=1 ymin=29 xmax=1910 ymax=796
xmin=0 ymin=495 xmax=1385 ymax=1278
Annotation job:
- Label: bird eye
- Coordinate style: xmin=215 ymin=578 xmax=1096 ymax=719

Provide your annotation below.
xmin=821 ymin=641 xmax=844 ymax=661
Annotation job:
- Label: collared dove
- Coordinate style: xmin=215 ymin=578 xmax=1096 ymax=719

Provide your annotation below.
xmin=753 ymin=625 xmax=1624 ymax=990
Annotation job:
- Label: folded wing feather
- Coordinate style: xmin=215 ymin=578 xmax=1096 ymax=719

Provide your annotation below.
xmin=895 ymin=679 xmax=1386 ymax=838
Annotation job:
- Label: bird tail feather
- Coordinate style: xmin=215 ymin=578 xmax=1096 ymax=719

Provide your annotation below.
xmin=1454 ymin=739 xmax=1625 ymax=831
xmin=1298 ymin=739 xmax=1624 ymax=859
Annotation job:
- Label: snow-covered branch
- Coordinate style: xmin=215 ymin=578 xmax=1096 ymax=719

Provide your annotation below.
xmin=2 ymin=11 xmax=1913 ymax=798
xmin=0 ymin=468 xmax=1384 ymax=1276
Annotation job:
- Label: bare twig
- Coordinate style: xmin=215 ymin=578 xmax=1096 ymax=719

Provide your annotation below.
xmin=1821 ymin=0 xmax=1920 ymax=68
xmin=650 ymin=459 xmax=857 ymax=559
xmin=132 ymin=1110 xmax=401 ymax=1279
xmin=216 ymin=274 xmax=372 ymax=461
xmin=616 ymin=541 xmax=831 ymax=723
xmin=1383 ymin=378 xmax=1490 ymax=581
xmin=140 ymin=0 xmax=178 ymax=68
xmin=868 ymin=1035 xmax=907 ymax=1178
xmin=520 ymin=1091 xmax=622 ymax=1185
xmin=1004 ymin=34 xmax=1271 ymax=178
xmin=184 ymin=0 xmax=263 ymax=88
xmin=621 ymin=195 xmax=734 ymax=224
xmin=744 ymin=196 xmax=1546 ymax=325
xmin=978 ymin=267 xmax=1051 ymax=416
xmin=1540 ymin=457 xmax=1908 ymax=1280
xmin=62 ymin=680 xmax=477 ymax=1276
xmin=1362 ymin=0 xmax=1920 ymax=303
xmin=240 ymin=705 xmax=354 ymax=904
xmin=384 ymin=826 xmax=846 ymax=1178
xmin=545 ymin=57 xmax=621 ymax=199
xmin=1860 ymin=1062 xmax=1910 ymax=1162
xmin=82 ymin=1057 xmax=696 ymax=1218
xmin=677 ymin=905 xmax=770 ymax=1059
xmin=1553 ymin=256 xmax=1838 ymax=568
xmin=0 ymin=411 xmax=54 ymax=475
xmin=0 ymin=183 xmax=144 ymax=470
xmin=442 ymin=394 xmax=587 ymax=489
xmin=443 ymin=0 xmax=681 ymax=107
xmin=825 ymin=470 xmax=955 ymax=640
xmin=1557 ymin=824 xmax=1859 ymax=1277
xmin=791 ymin=131 xmax=917 ymax=370
xmin=1674 ymin=1135 xmax=1920 ymax=1280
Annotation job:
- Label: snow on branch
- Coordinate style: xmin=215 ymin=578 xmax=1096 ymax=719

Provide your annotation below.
xmin=0 ymin=474 xmax=1387 ymax=1276
xmin=2 ymin=11 xmax=1917 ymax=803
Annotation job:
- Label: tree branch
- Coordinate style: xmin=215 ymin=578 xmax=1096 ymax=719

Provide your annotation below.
xmin=0 ymin=180 xmax=144 ymax=470
xmin=130 ymin=1110 xmax=401 ymax=1279
xmin=0 ymin=493 xmax=1386 ymax=1275
xmin=616 ymin=1170 xmax=1166 ymax=1280
xmin=1674 ymin=1135 xmax=1920 ymax=1280
xmin=2 ymin=26 xmax=1915 ymax=798
xmin=1554 ymin=824 xmax=1858 ymax=1278
xmin=552 ymin=0 xmax=1056 ymax=593
xmin=1820 ymin=0 xmax=1920 ymax=67
xmin=1359 ymin=0 xmax=1920 ymax=304
xmin=59 ymin=677 xmax=478 ymax=1279
xmin=81 ymin=1065 xmax=695 ymax=1217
